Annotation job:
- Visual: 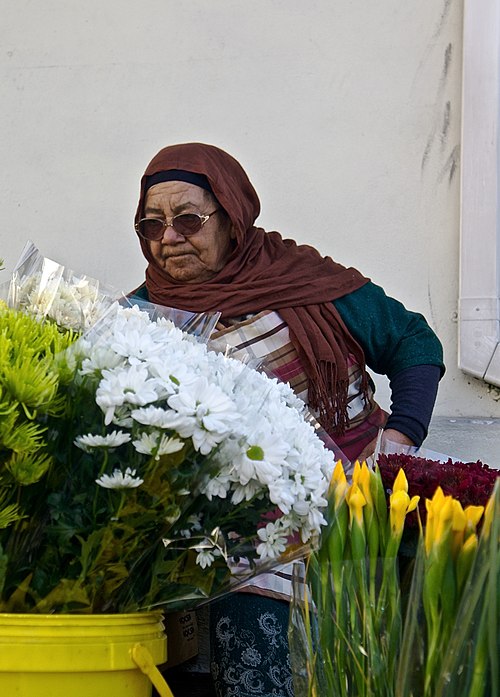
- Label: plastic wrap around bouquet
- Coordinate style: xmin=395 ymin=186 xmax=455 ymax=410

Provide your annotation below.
xmin=3 ymin=241 xmax=120 ymax=331
xmin=2 ymin=241 xmax=221 ymax=338
xmin=0 ymin=250 xmax=336 ymax=614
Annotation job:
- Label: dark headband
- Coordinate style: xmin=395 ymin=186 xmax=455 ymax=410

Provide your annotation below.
xmin=144 ymin=169 xmax=214 ymax=195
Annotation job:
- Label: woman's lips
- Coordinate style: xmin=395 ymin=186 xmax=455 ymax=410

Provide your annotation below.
xmin=164 ymin=252 xmax=193 ymax=259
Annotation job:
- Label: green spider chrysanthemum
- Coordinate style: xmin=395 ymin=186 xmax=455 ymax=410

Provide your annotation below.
xmin=0 ymin=304 xmax=78 ymax=473
xmin=0 ymin=306 xmax=74 ymax=404
xmin=6 ymin=450 xmax=53 ymax=486
xmin=2 ymin=355 xmax=62 ymax=419
xmin=0 ymin=412 xmax=48 ymax=455
xmin=0 ymin=497 xmax=23 ymax=529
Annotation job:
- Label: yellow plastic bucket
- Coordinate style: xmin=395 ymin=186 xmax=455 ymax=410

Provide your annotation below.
xmin=0 ymin=612 xmax=173 ymax=697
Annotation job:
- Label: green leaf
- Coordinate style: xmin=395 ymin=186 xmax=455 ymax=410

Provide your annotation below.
xmin=0 ymin=573 xmax=34 ymax=612
xmin=0 ymin=544 xmax=8 ymax=595
xmin=34 ymin=578 xmax=91 ymax=613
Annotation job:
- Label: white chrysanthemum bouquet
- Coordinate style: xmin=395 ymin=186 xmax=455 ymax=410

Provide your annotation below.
xmin=5 ymin=241 xmax=120 ymax=331
xmin=0 ymin=254 xmax=334 ymax=613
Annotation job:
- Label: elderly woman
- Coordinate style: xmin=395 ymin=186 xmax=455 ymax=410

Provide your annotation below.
xmin=131 ymin=142 xmax=444 ymax=697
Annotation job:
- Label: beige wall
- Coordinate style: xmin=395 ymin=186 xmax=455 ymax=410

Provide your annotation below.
xmin=1 ymin=0 xmax=498 ymax=420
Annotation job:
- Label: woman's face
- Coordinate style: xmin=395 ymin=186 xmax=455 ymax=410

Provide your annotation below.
xmin=144 ymin=181 xmax=236 ymax=284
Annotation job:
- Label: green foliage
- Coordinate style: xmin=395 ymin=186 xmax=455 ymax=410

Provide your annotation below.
xmin=0 ymin=305 xmax=75 ymax=468
xmin=0 ymin=306 xmax=88 ymax=611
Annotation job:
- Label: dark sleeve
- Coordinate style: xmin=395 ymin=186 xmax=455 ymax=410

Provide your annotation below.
xmin=384 ymin=365 xmax=441 ymax=445
xmin=333 ymin=282 xmax=445 ymax=446
xmin=333 ymin=282 xmax=444 ymax=377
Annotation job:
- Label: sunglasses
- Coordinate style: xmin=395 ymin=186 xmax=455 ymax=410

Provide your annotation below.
xmin=135 ymin=209 xmax=220 ymax=241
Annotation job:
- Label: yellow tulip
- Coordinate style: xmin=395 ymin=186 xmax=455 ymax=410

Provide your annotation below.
xmin=393 ymin=468 xmax=409 ymax=494
xmin=433 ymin=497 xmax=454 ymax=544
xmin=347 ymin=483 xmax=367 ymax=528
xmin=351 ymin=460 xmax=362 ymax=486
xmin=449 ymin=501 xmax=484 ymax=551
xmin=450 ymin=499 xmax=467 ymax=556
xmin=389 ymin=489 xmax=419 ymax=538
xmin=427 ymin=485 xmax=446 ymax=509
xmin=329 ymin=460 xmax=348 ymax=509
xmin=424 ymin=486 xmax=445 ymax=537
xmin=389 ymin=490 xmax=410 ymax=537
xmin=425 ymin=488 xmax=454 ymax=555
xmin=408 ymin=495 xmax=419 ymax=514
xmin=461 ymin=531 xmax=478 ymax=556
xmin=451 ymin=499 xmax=466 ymax=531
xmin=358 ymin=462 xmax=373 ymax=505
xmin=464 ymin=504 xmax=484 ymax=536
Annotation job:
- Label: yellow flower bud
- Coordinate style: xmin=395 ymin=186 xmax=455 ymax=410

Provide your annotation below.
xmin=390 ymin=490 xmax=410 ymax=537
xmin=358 ymin=462 xmax=373 ymax=509
xmin=451 ymin=499 xmax=467 ymax=555
xmin=464 ymin=505 xmax=484 ymax=536
xmin=425 ymin=487 xmax=453 ymax=555
xmin=393 ymin=468 xmax=409 ymax=494
xmin=329 ymin=460 xmax=348 ymax=509
xmin=331 ymin=459 xmax=347 ymax=486
xmin=352 ymin=460 xmax=362 ymax=485
xmin=389 ymin=490 xmax=420 ymax=538
xmin=347 ymin=483 xmax=367 ymax=528
xmin=451 ymin=500 xmax=466 ymax=533
xmin=407 ymin=495 xmax=419 ymax=513
xmin=429 ymin=486 xmax=446 ymax=507
xmin=425 ymin=487 xmax=453 ymax=554
xmin=461 ymin=531 xmax=478 ymax=556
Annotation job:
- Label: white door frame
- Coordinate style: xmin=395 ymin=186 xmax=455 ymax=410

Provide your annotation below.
xmin=459 ymin=0 xmax=500 ymax=385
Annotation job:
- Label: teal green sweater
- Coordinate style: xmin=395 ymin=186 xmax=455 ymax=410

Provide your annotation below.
xmin=333 ymin=282 xmax=443 ymax=378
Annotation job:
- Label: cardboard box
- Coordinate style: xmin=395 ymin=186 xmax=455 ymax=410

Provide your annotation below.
xmin=163 ymin=610 xmax=199 ymax=668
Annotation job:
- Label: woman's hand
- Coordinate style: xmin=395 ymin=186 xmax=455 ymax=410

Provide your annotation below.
xmin=356 ymin=429 xmax=415 ymax=464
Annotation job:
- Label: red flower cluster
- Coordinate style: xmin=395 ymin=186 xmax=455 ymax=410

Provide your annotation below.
xmin=377 ymin=453 xmax=500 ymax=527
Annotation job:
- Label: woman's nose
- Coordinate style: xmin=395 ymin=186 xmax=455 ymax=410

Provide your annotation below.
xmin=161 ymin=222 xmax=185 ymax=244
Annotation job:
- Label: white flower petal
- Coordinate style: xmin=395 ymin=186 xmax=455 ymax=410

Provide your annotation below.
xmin=74 ymin=430 xmax=131 ymax=451
xmin=96 ymin=467 xmax=143 ymax=489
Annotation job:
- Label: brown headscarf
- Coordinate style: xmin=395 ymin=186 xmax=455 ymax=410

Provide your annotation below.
xmin=135 ymin=142 xmax=369 ymax=434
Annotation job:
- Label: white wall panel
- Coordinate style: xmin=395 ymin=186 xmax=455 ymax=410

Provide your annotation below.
xmin=1 ymin=0 xmax=498 ymax=420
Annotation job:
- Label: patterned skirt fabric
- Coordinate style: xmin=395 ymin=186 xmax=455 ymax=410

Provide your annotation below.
xmin=210 ymin=594 xmax=294 ymax=697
